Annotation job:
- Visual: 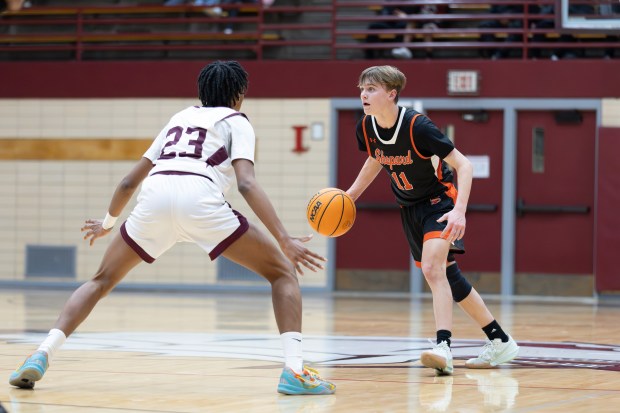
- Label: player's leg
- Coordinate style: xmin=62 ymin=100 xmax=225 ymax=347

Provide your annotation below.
xmin=400 ymin=203 xmax=453 ymax=375
xmin=55 ymin=233 xmax=144 ymax=335
xmin=222 ymin=223 xmax=301 ymax=333
xmin=453 ymin=277 xmax=493 ymax=327
xmin=450 ymin=263 xmax=519 ymax=368
xmin=10 ymin=175 xmax=178 ymax=389
xmin=9 ymin=234 xmax=143 ymax=389
xmin=443 ymin=251 xmax=519 ymax=366
xmin=460 ymin=314 xmax=519 ymax=368
xmin=419 ymin=238 xmax=454 ymax=375
xmin=442 ymin=257 xmax=488 ymax=325
xmin=421 ymin=240 xmax=454 ymax=333
xmin=54 ymin=177 xmax=177 ymax=336
xmin=221 ymin=223 xmax=335 ymax=395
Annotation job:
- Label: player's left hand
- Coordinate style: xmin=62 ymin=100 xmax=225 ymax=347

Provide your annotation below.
xmin=437 ymin=210 xmax=466 ymax=244
xmin=81 ymin=219 xmax=112 ymax=246
xmin=280 ymin=234 xmax=327 ymax=276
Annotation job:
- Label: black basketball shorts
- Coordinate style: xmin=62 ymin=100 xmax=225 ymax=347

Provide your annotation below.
xmin=399 ymin=190 xmax=465 ymax=268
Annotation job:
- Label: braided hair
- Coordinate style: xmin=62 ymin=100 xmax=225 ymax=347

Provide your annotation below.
xmin=198 ymin=60 xmax=248 ymax=108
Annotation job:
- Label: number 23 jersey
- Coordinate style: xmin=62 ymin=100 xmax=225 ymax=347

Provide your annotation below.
xmin=143 ymin=105 xmax=255 ymax=195
xmin=356 ymin=106 xmax=456 ymax=206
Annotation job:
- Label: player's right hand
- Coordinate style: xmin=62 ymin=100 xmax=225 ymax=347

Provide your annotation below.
xmin=81 ymin=219 xmax=112 ymax=246
xmin=280 ymin=234 xmax=327 ymax=276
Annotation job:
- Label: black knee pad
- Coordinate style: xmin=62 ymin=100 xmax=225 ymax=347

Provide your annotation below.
xmin=446 ymin=263 xmax=472 ymax=302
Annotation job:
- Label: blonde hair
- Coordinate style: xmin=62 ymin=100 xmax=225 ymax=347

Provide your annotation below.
xmin=357 ymin=65 xmax=407 ymax=103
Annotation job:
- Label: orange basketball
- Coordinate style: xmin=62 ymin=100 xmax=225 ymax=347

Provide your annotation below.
xmin=306 ymin=188 xmax=356 ymax=237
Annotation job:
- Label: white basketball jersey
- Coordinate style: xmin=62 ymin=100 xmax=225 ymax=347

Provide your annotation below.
xmin=143 ymin=106 xmax=256 ymax=195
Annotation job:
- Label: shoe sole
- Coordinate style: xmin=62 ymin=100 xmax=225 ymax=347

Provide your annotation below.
xmin=465 ymin=345 xmax=520 ymax=369
xmin=420 ymin=352 xmax=453 ymax=375
xmin=277 ymin=384 xmax=335 ymax=395
xmin=9 ymin=368 xmax=43 ymax=389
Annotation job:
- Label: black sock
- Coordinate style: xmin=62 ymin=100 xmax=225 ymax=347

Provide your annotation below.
xmin=482 ymin=320 xmax=509 ymax=342
xmin=437 ymin=330 xmax=452 ymax=347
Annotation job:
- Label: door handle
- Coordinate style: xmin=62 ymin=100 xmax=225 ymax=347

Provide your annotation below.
xmin=467 ymin=204 xmax=498 ymax=212
xmin=516 ymin=198 xmax=590 ymax=217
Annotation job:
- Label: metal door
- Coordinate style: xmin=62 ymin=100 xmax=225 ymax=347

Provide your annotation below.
xmin=515 ymin=110 xmax=595 ymax=275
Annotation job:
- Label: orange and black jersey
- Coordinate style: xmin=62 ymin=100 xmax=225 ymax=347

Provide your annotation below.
xmin=356 ymin=107 xmax=456 ymax=206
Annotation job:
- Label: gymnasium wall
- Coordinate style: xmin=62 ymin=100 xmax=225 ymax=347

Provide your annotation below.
xmin=1 ymin=60 xmax=619 ymax=292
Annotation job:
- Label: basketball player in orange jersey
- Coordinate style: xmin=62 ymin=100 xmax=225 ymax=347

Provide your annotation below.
xmin=346 ymin=65 xmax=519 ymax=375
xmin=9 ymin=61 xmax=335 ymax=395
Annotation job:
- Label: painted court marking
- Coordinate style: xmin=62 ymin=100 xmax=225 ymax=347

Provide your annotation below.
xmin=3 ymin=333 xmax=619 ymax=371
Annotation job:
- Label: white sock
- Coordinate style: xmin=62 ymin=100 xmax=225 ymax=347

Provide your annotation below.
xmin=37 ymin=329 xmax=66 ymax=361
xmin=281 ymin=331 xmax=303 ymax=373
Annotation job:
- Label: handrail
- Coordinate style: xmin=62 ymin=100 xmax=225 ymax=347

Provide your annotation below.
xmin=0 ymin=1 xmax=616 ymax=61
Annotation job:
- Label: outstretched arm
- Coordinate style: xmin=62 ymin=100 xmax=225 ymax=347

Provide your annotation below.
xmin=82 ymin=157 xmax=154 ymax=245
xmin=437 ymin=148 xmax=473 ymax=243
xmin=345 ymin=156 xmax=383 ymax=201
xmin=232 ymin=158 xmax=325 ymax=275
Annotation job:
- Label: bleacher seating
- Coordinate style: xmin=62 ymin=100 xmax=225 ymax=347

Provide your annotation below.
xmin=0 ymin=0 xmax=617 ymax=61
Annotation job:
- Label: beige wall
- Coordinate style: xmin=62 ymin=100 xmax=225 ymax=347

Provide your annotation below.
xmin=602 ymin=99 xmax=620 ymax=127
xmin=0 ymin=98 xmax=332 ymax=288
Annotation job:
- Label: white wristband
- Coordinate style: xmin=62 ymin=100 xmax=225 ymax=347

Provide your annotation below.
xmin=102 ymin=212 xmax=118 ymax=230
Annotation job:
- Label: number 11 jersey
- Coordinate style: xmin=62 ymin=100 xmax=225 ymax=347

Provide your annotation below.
xmin=356 ymin=106 xmax=456 ymax=206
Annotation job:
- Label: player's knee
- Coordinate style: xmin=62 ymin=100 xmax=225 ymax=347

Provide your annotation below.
xmin=446 ymin=263 xmax=472 ymax=302
xmin=260 ymin=255 xmax=297 ymax=285
xmin=90 ymin=275 xmax=116 ymax=298
xmin=449 ymin=276 xmax=472 ymax=302
xmin=275 ymin=262 xmax=297 ymax=283
xmin=420 ymin=262 xmax=445 ymax=283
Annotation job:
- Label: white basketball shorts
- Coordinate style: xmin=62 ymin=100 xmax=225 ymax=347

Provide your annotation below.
xmin=120 ymin=172 xmax=248 ymax=263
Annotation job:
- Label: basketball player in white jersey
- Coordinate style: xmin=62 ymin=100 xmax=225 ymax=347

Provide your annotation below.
xmin=9 ymin=61 xmax=335 ymax=395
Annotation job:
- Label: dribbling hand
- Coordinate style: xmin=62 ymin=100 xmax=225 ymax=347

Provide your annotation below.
xmin=81 ymin=219 xmax=112 ymax=246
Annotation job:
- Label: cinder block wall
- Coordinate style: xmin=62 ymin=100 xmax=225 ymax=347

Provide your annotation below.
xmin=0 ymin=98 xmax=332 ymax=288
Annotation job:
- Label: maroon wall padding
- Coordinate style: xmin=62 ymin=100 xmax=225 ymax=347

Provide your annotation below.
xmin=595 ymin=127 xmax=620 ymax=292
xmin=1 ymin=60 xmax=619 ymax=98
